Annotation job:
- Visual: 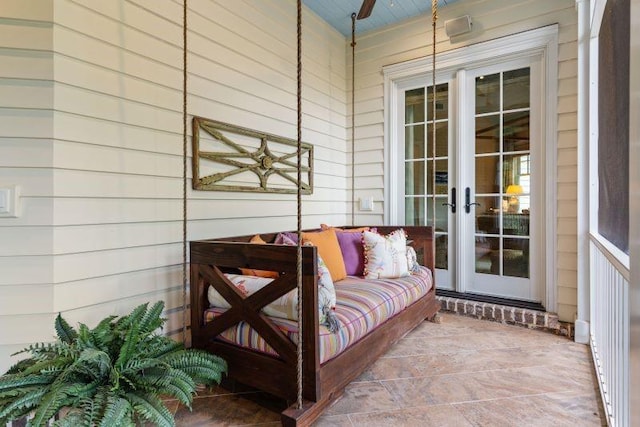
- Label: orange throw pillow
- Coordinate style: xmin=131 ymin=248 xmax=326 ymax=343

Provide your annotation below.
xmin=302 ymin=228 xmax=347 ymax=282
xmin=239 ymin=235 xmax=279 ymax=279
xmin=320 ymin=224 xmax=370 ymax=233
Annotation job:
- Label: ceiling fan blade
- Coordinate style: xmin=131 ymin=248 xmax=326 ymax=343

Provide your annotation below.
xmin=357 ymin=0 xmax=376 ymax=20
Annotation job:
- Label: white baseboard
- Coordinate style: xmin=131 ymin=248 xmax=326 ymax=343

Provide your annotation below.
xmin=574 ymin=319 xmax=590 ymax=344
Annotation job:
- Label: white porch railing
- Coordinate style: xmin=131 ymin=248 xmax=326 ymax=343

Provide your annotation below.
xmin=590 ymin=237 xmax=630 ymax=427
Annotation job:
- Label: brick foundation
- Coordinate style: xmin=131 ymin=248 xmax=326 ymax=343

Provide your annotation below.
xmin=436 ymin=296 xmax=574 ymax=338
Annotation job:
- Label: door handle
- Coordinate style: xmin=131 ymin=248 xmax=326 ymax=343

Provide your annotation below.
xmin=464 ymin=187 xmax=480 ymax=213
xmin=442 ymin=187 xmax=456 ymax=213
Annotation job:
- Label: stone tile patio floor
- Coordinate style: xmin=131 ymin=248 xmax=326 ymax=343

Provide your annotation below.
xmin=168 ymin=313 xmax=606 ymax=426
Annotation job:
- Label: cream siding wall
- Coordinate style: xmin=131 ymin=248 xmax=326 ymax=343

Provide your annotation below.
xmin=0 ymin=0 xmax=347 ymax=373
xmin=351 ymin=0 xmax=578 ymax=321
xmin=0 ymin=1 xmax=56 ymax=371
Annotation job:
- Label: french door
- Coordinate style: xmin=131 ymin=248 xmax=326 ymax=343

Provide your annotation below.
xmin=399 ymin=57 xmax=542 ymax=302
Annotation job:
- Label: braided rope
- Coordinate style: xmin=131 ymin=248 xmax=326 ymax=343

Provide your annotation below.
xmin=351 ymin=13 xmax=356 ymax=226
xmin=296 ymin=0 xmax=304 ymax=410
xmin=182 ymin=0 xmax=188 ymax=345
xmin=431 ymin=0 xmax=437 ymax=257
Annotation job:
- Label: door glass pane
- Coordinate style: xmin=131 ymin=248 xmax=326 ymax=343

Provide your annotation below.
xmin=476 ymin=114 xmax=500 ymax=154
xmin=426 ymin=197 xmax=448 ymax=232
xmin=405 ymin=124 xmax=425 ymax=159
xmin=426 ymin=122 xmax=449 ymax=157
xmin=475 ymin=155 xmax=499 ymax=194
xmin=477 ymin=195 xmax=503 ymax=217
xmin=405 ymin=197 xmax=424 ymax=225
xmin=405 ymin=161 xmax=424 ymax=195
xmin=503 ymin=154 xmax=526 ymax=188
xmin=502 ymin=154 xmax=530 ymax=213
xmin=503 ymin=212 xmax=529 ymax=236
xmin=476 ymin=236 xmax=498 ymax=274
xmin=426 ymin=159 xmax=449 ymax=195
xmin=435 ymin=234 xmax=448 ymax=269
xmin=503 ymin=111 xmax=529 ymax=152
xmin=503 ymin=68 xmax=530 ymax=110
xmin=503 ymin=238 xmax=529 ymax=278
xmin=475 ymin=73 xmax=500 ymax=114
xmin=427 ymin=83 xmax=449 ymax=120
xmin=475 ymin=199 xmax=501 ymax=234
xmin=405 ymin=88 xmax=425 ymax=123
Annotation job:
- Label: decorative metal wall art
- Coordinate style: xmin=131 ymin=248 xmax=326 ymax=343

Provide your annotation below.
xmin=191 ymin=117 xmax=313 ymax=194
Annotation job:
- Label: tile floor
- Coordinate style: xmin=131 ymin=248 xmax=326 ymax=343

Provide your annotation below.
xmin=169 ymin=313 xmax=606 ymax=426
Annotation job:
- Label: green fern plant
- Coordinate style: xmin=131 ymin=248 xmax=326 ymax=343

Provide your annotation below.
xmin=0 ymin=301 xmax=226 ymax=427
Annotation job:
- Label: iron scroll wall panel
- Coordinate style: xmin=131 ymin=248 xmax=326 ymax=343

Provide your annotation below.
xmin=192 ymin=117 xmax=314 ymax=194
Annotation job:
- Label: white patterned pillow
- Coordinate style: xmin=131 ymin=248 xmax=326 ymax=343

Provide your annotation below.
xmin=363 ymin=229 xmax=410 ymax=279
xmin=406 ymin=245 xmax=420 ymax=273
xmin=316 ymin=254 xmax=337 ymax=314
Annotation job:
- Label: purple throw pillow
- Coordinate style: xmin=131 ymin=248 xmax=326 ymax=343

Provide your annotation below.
xmin=275 ymin=232 xmax=298 ymax=245
xmin=335 ymin=231 xmax=366 ymax=276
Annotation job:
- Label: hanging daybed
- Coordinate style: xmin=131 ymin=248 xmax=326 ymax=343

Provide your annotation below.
xmin=184 ymin=1 xmax=442 ymax=425
xmin=189 ymin=225 xmax=439 ymax=425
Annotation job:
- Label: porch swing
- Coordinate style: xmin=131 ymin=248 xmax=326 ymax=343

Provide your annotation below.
xmin=184 ymin=1 xmax=441 ymax=425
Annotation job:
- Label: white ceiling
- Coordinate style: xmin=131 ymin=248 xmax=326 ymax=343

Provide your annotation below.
xmin=302 ymin=0 xmax=459 ymax=36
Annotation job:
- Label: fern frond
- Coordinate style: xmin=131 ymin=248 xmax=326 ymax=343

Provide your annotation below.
xmin=126 ymin=392 xmax=174 ymax=427
xmin=112 ymin=304 xmax=152 ymax=372
xmin=54 ymin=313 xmax=78 ymax=344
xmin=83 ymin=386 xmax=111 ymax=425
xmin=0 ymin=374 xmax=54 ymax=392
xmin=157 ymin=369 xmax=198 ymax=407
xmin=94 ymin=315 xmax=118 ymax=333
xmin=30 ymin=384 xmax=72 ymax=427
xmin=52 ymin=410 xmax=84 ymax=427
xmin=98 ymin=395 xmax=131 ymax=427
xmin=63 ymin=380 xmax=100 ymax=400
xmin=22 ymin=356 xmax=74 ymax=377
xmin=163 ymin=350 xmax=226 ymax=384
xmin=91 ymin=315 xmax=118 ymax=352
xmin=115 ymin=326 xmax=141 ymax=371
xmin=121 ymin=357 xmax=166 ymax=375
xmin=124 ymin=368 xmax=171 ymax=392
xmin=161 ymin=382 xmax=193 ymax=408
xmin=164 ymin=349 xmax=226 ymax=369
xmin=117 ymin=303 xmax=148 ymax=332
xmin=141 ymin=339 xmax=183 ymax=359
xmin=182 ymin=365 xmax=225 ymax=385
xmin=11 ymin=342 xmax=57 ymax=358
xmin=4 ymin=357 xmax=37 ymax=375
xmin=75 ymin=348 xmax=112 ymax=380
xmin=0 ymin=386 xmax=46 ymax=422
xmin=0 ymin=384 xmax=44 ymax=401
xmin=137 ymin=301 xmax=165 ymax=335
xmin=76 ymin=323 xmax=96 ymax=350
xmin=165 ymin=368 xmax=196 ymax=392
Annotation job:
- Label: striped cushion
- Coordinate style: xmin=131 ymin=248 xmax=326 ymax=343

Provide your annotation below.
xmin=204 ymin=266 xmax=433 ymax=364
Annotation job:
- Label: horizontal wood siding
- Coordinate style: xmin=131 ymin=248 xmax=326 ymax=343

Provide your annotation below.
xmin=0 ymin=1 xmax=55 ymax=373
xmin=351 ymin=0 xmax=578 ymax=320
xmin=49 ymin=0 xmax=347 ymax=335
xmin=0 ymin=0 xmax=347 ymax=373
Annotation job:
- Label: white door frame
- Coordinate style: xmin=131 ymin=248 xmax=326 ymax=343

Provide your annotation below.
xmin=383 ymin=25 xmax=559 ymax=310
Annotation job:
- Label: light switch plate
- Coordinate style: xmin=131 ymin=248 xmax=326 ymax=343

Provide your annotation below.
xmin=359 ymin=196 xmax=374 ymax=212
xmin=0 ymin=186 xmax=20 ymax=218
